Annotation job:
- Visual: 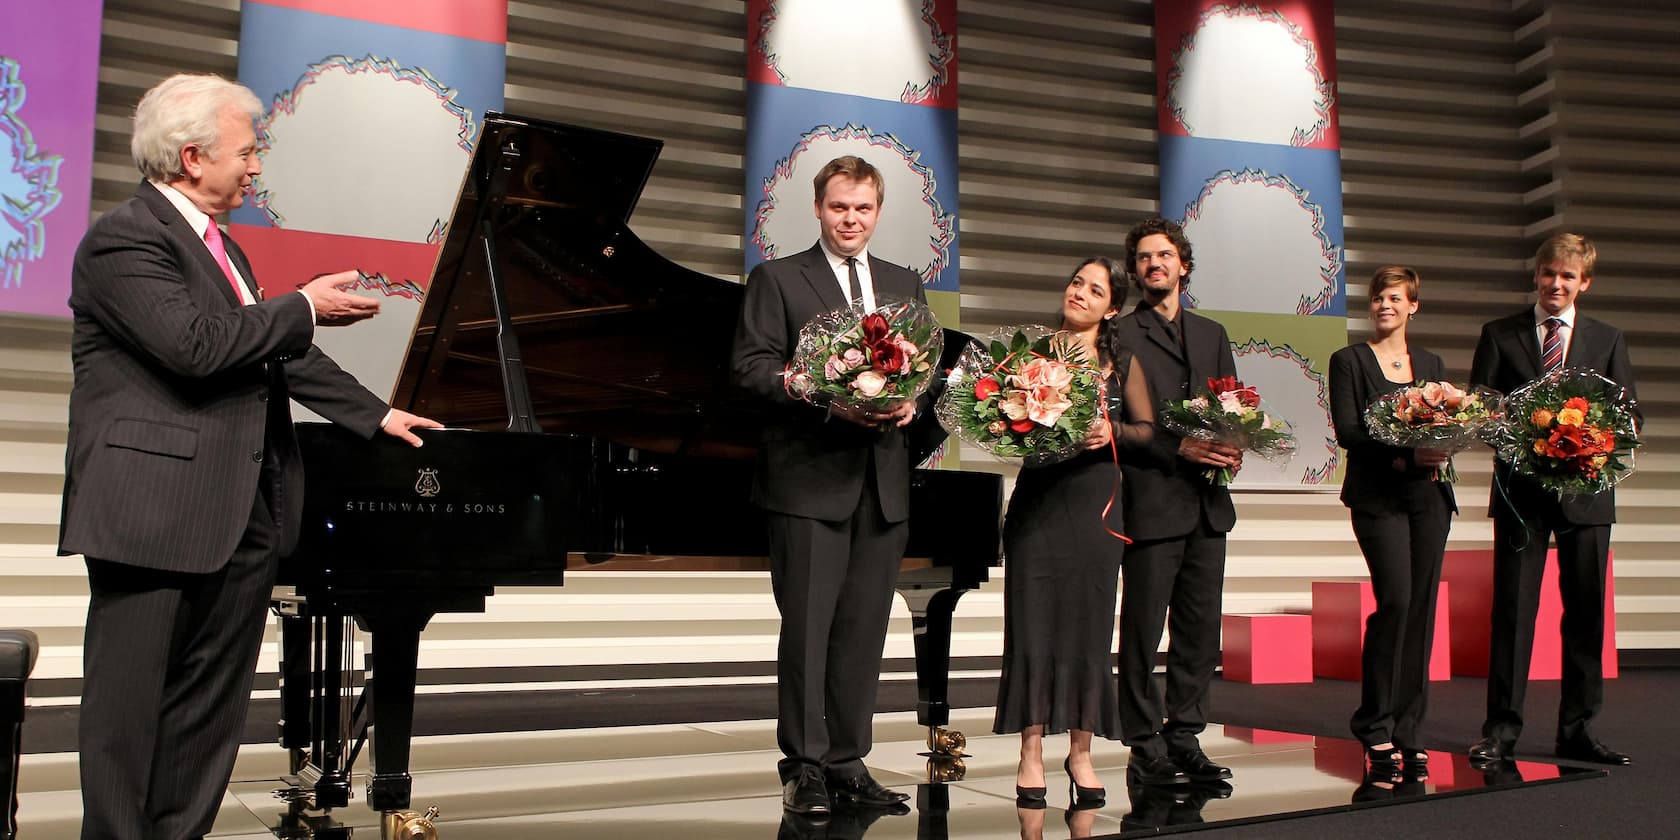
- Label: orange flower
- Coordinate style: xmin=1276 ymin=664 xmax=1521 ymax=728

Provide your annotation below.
xmin=1531 ymin=408 xmax=1556 ymax=428
xmin=1563 ymin=396 xmax=1591 ymax=413
xmin=1556 ymin=407 xmax=1586 ymax=427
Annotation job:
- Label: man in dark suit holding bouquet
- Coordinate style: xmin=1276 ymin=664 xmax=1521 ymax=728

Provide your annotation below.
xmin=1468 ymin=233 xmax=1638 ymax=767
xmin=1113 ymin=217 xmax=1241 ymax=787
xmin=730 ymin=156 xmax=924 ymax=815
xmin=59 ymin=73 xmax=439 ymax=839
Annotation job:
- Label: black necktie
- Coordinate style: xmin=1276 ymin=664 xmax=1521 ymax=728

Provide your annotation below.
xmin=845 ymin=256 xmax=862 ymax=305
xmin=1542 ymin=317 xmax=1565 ymax=371
xmin=1163 ymin=316 xmax=1183 ymax=351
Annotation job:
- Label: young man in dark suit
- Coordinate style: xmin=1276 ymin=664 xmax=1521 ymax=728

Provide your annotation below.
xmin=1113 ymin=217 xmax=1241 ymax=786
xmin=730 ymin=156 xmax=922 ymax=815
xmin=1467 ymin=233 xmax=1638 ymax=767
xmin=59 ymin=73 xmax=439 ymax=839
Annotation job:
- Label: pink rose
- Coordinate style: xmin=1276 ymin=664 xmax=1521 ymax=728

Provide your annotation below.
xmin=852 ymin=370 xmax=887 ymax=398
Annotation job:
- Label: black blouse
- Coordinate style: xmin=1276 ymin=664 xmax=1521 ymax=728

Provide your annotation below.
xmin=1328 ymin=343 xmax=1457 ymax=513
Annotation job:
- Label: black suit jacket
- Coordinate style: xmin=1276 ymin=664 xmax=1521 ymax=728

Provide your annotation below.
xmin=58 ymin=182 xmax=388 ymax=572
xmin=1114 ymin=306 xmax=1238 ymax=540
xmin=1469 ymin=309 xmax=1637 ymax=524
xmin=1328 ymin=343 xmax=1457 ymax=514
xmin=729 ymin=244 xmax=926 ymax=523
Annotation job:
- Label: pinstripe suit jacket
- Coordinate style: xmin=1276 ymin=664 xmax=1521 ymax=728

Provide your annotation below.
xmin=57 ymin=182 xmax=387 ymax=573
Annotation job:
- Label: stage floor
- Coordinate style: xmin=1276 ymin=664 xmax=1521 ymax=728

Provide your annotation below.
xmin=21 ymin=708 xmax=1602 ymax=838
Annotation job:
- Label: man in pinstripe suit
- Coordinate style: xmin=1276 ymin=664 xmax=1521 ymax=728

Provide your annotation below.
xmin=57 ymin=74 xmax=439 ymax=839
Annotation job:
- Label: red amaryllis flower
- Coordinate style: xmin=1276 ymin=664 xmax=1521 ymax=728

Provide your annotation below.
xmin=861 ymin=312 xmax=890 ymax=344
xmin=974 ymin=377 xmax=1001 ymax=400
xmin=870 ymin=340 xmax=906 ymax=373
xmin=1543 ymin=424 xmax=1589 ymax=459
xmin=1207 ymin=375 xmax=1241 ymax=394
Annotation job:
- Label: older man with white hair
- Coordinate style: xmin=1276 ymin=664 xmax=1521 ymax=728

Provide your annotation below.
xmin=60 ymin=73 xmax=438 ymax=839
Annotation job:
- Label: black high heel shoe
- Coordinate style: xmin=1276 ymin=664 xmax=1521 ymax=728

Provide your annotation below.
xmin=1016 ymin=784 xmax=1048 ymax=806
xmin=1365 ymin=744 xmax=1402 ymax=768
xmin=1396 ymin=745 xmax=1430 ymax=779
xmin=1065 ymin=757 xmax=1106 ymax=804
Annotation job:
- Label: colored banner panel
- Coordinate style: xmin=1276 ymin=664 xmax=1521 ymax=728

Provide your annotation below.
xmin=746 ymin=0 xmax=958 ymax=110
xmin=1206 ymin=309 xmax=1346 ymax=487
xmin=1155 ymin=0 xmax=1339 ymax=150
xmin=0 ymin=0 xmax=103 ymax=317
xmin=1155 ymin=0 xmax=1344 ymax=490
xmin=1160 ymin=134 xmax=1345 ymax=317
xmin=743 ymin=83 xmax=959 ymax=293
xmin=231 ymin=0 xmax=506 ymax=409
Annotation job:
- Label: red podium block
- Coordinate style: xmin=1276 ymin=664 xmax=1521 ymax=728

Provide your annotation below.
xmin=1222 ymin=725 xmax=1314 ymax=745
xmin=1311 ymin=581 xmax=1452 ymax=682
xmin=1441 ymin=549 xmax=1617 ymax=680
xmin=1222 ymin=613 xmax=1313 ymax=684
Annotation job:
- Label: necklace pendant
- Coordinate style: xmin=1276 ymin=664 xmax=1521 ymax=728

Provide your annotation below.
xmin=1391 ymin=359 xmax=1402 ymax=369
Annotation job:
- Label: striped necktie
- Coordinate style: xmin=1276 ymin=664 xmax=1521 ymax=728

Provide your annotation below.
xmin=844 ymin=256 xmax=861 ymax=306
xmin=1541 ymin=317 xmax=1565 ymax=372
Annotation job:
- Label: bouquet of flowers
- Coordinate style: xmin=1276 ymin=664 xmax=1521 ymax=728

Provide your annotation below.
xmin=1363 ymin=381 xmax=1502 ymax=482
xmin=783 ymin=297 xmax=943 ymax=412
xmin=1158 ymin=375 xmax=1298 ymax=485
xmin=1486 ymin=367 xmax=1640 ymax=497
xmin=934 ymin=326 xmax=1104 ymax=465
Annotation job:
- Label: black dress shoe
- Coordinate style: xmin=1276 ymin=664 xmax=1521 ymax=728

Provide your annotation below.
xmin=828 ymin=772 xmax=910 ymax=806
xmin=1171 ymin=749 xmax=1232 ymax=782
xmin=783 ymin=767 xmax=831 ymax=815
xmin=1127 ymin=750 xmax=1190 ymax=786
xmin=1555 ymin=737 xmax=1632 ymax=765
xmin=1468 ymin=736 xmax=1516 ymax=764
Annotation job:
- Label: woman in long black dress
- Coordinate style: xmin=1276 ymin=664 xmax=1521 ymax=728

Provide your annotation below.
xmin=1327 ymin=265 xmax=1456 ymax=777
xmin=994 ymin=257 xmax=1154 ymax=805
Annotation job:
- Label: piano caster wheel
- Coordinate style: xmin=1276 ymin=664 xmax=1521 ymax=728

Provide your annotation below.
xmin=926 ymin=755 xmax=967 ymax=783
xmin=381 ymin=806 xmax=440 ymax=840
xmin=926 ymin=726 xmax=967 ymax=757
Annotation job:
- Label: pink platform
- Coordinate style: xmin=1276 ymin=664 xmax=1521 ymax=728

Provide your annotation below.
xmin=1221 ymin=613 xmax=1314 ymax=684
xmin=1311 ymin=581 xmax=1452 ymax=682
xmin=1440 ymin=549 xmax=1618 ymax=680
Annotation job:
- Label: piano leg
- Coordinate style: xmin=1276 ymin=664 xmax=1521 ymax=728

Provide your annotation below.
xmin=915 ymin=782 xmax=952 ymax=840
xmin=354 ymin=607 xmax=434 ymax=813
xmin=274 ymin=606 xmax=311 ymax=773
xmin=893 ymin=567 xmax=970 ymax=781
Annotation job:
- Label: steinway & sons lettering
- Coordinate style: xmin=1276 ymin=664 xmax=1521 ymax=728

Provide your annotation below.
xmin=343 ymin=500 xmax=509 ymax=514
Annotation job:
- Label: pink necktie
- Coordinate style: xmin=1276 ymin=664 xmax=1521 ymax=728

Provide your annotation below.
xmin=202 ymin=222 xmax=244 ymax=300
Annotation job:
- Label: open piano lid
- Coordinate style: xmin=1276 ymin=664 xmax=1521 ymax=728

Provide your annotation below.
xmin=390 ymin=112 xmax=760 ymax=458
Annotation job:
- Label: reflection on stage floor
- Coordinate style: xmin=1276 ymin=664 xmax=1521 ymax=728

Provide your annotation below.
xmin=17 ymin=707 xmax=1606 ymax=838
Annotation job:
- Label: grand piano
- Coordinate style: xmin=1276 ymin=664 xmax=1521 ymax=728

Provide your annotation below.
xmin=272 ymin=113 xmax=1003 ymax=830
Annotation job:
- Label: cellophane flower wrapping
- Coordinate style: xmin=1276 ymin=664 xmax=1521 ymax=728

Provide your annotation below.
xmin=1484 ymin=367 xmax=1640 ymax=497
xmin=1158 ymin=375 xmax=1298 ymax=485
xmin=934 ymin=326 xmax=1104 ymax=466
xmin=782 ymin=297 xmax=944 ymax=412
xmin=1363 ymin=381 xmax=1504 ymax=483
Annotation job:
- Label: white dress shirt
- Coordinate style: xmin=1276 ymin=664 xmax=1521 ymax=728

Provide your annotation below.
xmin=818 ymin=241 xmax=876 ymax=312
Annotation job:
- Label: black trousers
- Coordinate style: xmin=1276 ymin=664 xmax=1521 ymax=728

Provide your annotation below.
xmin=1347 ymin=487 xmax=1452 ymax=749
xmin=1484 ymin=498 xmax=1611 ymax=745
xmin=79 ymin=486 xmax=278 ymax=840
xmin=767 ymin=463 xmax=907 ymax=783
xmin=1117 ymin=519 xmax=1226 ymax=758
